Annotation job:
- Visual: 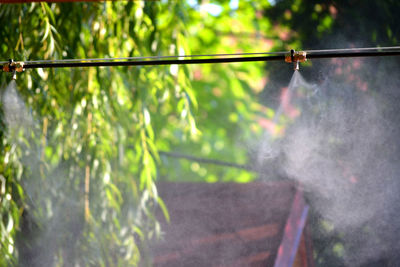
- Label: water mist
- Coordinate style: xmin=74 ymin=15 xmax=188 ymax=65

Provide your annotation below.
xmin=1 ymin=80 xmax=78 ymax=267
xmin=2 ymin=80 xmax=31 ymax=132
xmin=256 ymin=64 xmax=400 ymax=266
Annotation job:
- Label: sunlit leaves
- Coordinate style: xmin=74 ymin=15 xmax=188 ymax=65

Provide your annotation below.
xmin=0 ymin=2 xmax=197 ymax=266
xmin=152 ymin=1 xmax=278 ymax=183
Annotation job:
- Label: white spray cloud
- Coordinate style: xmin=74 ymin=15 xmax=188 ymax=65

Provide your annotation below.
xmin=2 ymin=80 xmax=32 ymax=132
xmin=257 ymin=65 xmax=400 ymax=266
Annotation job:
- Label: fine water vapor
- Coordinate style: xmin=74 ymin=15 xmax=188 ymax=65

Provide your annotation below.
xmin=256 ymin=65 xmax=400 ymax=266
xmin=2 ymin=80 xmax=32 ymax=132
xmin=1 ymin=80 xmax=77 ymax=266
xmin=2 ymin=60 xmax=400 ymax=266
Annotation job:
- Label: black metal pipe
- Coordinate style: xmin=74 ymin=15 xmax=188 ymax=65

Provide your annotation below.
xmin=14 ymin=50 xmax=400 ymax=70
xmin=307 ymin=50 xmax=400 ymax=59
xmin=159 ymin=151 xmax=251 ymax=171
xmin=23 ymin=55 xmax=284 ymax=69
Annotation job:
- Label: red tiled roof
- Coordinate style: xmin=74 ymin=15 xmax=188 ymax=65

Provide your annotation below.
xmin=151 ymin=182 xmax=310 ymax=267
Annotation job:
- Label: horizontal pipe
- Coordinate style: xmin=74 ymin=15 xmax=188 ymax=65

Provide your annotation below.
xmin=23 ymin=55 xmax=284 ymax=69
xmin=307 ymin=50 xmax=400 ymax=59
xmin=159 ymin=151 xmax=251 ymax=171
xmin=7 ymin=50 xmax=400 ymax=70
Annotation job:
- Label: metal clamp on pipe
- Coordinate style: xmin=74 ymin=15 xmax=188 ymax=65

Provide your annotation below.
xmin=285 ymin=50 xmax=307 ymax=70
xmin=2 ymin=59 xmax=24 ymax=79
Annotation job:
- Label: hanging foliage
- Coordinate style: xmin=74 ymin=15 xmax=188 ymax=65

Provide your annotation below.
xmin=0 ymin=2 xmax=197 ymax=266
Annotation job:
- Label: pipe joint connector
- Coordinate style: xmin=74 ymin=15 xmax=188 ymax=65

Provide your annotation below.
xmin=3 ymin=59 xmax=24 ymax=79
xmin=285 ymin=50 xmax=307 ymax=70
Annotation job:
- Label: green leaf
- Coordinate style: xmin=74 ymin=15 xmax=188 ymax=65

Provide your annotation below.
xmin=42 ymin=3 xmax=56 ymax=24
xmin=157 ymin=196 xmax=170 ymax=223
xmin=41 ymin=19 xmax=50 ymax=42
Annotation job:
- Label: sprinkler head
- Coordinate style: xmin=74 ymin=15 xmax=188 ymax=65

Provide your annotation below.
xmin=2 ymin=59 xmax=24 ymax=79
xmin=294 ymin=61 xmax=300 ymax=71
xmin=285 ymin=50 xmax=307 ymax=71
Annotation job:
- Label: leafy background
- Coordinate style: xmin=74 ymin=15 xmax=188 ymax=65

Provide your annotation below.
xmin=1 ymin=1 xmax=400 ymax=266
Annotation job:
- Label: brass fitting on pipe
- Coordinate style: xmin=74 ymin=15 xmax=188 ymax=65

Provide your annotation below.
xmin=285 ymin=50 xmax=307 ymax=70
xmin=2 ymin=59 xmax=24 ymax=79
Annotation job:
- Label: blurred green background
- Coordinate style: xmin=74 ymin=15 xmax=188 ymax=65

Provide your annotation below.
xmin=0 ymin=1 xmax=399 ymax=266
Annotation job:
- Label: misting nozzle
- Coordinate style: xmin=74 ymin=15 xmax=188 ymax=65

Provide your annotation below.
xmin=285 ymin=50 xmax=307 ymax=70
xmin=2 ymin=59 xmax=24 ymax=79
